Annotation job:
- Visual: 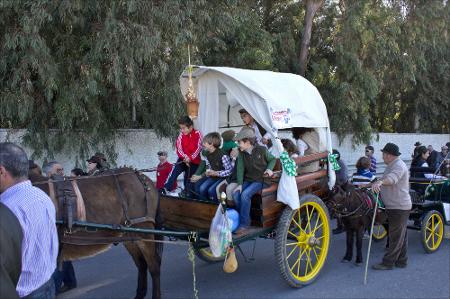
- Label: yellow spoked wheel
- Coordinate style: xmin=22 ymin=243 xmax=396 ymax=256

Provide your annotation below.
xmin=194 ymin=246 xmax=225 ymax=263
xmin=421 ymin=210 xmax=444 ymax=254
xmin=371 ymin=224 xmax=388 ymax=242
xmin=275 ymin=194 xmax=331 ymax=288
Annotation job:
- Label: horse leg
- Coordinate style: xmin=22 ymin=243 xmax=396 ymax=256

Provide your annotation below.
xmin=355 ymin=226 xmax=364 ymax=265
xmin=138 ymin=238 xmax=163 ymax=299
xmin=124 ymin=242 xmax=148 ymax=299
xmin=342 ymin=227 xmax=353 ymax=262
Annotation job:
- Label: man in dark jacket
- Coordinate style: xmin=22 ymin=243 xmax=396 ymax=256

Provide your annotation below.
xmin=0 ymin=203 xmax=23 ymax=299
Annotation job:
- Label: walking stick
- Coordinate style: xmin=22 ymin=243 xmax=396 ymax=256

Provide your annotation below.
xmin=364 ymin=191 xmax=379 ymax=285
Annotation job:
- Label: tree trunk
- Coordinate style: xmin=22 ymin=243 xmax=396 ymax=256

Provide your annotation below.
xmin=298 ymin=0 xmax=324 ymax=76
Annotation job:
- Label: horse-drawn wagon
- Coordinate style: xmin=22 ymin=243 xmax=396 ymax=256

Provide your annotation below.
xmin=160 ymin=66 xmax=338 ymax=287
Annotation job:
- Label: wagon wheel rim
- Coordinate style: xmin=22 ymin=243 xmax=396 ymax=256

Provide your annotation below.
xmin=424 ymin=214 xmax=443 ymax=251
xmin=285 ymin=202 xmax=330 ymax=282
xmin=372 ymin=224 xmax=387 ymax=239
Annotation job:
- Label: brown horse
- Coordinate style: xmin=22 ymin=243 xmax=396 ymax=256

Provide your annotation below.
xmin=31 ymin=167 xmax=162 ymax=299
xmin=327 ymin=184 xmax=385 ymax=265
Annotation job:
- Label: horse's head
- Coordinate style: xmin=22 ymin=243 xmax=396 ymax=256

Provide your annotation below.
xmin=327 ymin=183 xmax=358 ymax=216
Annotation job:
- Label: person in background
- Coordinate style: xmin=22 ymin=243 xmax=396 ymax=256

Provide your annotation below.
xmin=351 ymin=157 xmax=377 ymax=187
xmin=239 ymin=108 xmax=270 ymax=147
xmin=155 ymin=151 xmax=176 ymax=191
xmin=365 ymin=145 xmax=377 ymax=174
xmin=333 ymin=149 xmax=348 ymax=187
xmin=411 ymin=146 xmax=430 ymax=168
xmin=0 ymin=142 xmax=58 ymax=298
xmin=412 ymin=141 xmax=422 ymax=159
xmin=332 ymin=149 xmax=348 ymax=235
xmin=0 ymin=202 xmax=23 ymax=299
xmin=94 ymin=152 xmax=110 ymax=169
xmin=426 ymin=145 xmax=438 ymax=171
xmin=28 ymin=160 xmax=46 ymax=182
xmin=43 ymin=161 xmax=64 ymax=177
xmin=372 ymin=143 xmax=411 ymax=270
xmin=221 ymin=130 xmax=237 ymax=154
xmin=291 ymin=127 xmax=321 ymax=173
xmin=86 ymin=154 xmax=108 ymax=176
xmin=281 ymin=138 xmax=299 ymax=158
xmin=435 ymin=145 xmax=449 ymax=170
xmin=164 ymin=116 xmax=202 ymax=197
xmin=70 ymin=168 xmax=86 ymax=177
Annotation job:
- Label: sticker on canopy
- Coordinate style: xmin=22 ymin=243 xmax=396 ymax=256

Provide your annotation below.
xmin=270 ymin=108 xmax=292 ymax=129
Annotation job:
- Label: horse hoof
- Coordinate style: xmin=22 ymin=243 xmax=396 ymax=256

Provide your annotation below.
xmin=341 ymin=258 xmax=351 ymax=263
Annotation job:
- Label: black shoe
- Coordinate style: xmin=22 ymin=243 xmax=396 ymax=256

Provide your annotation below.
xmin=333 ymin=227 xmax=345 ymax=235
xmin=395 ymin=262 xmax=407 ymax=268
xmin=372 ymin=263 xmax=393 ymax=270
xmin=59 ymin=285 xmax=76 ymax=293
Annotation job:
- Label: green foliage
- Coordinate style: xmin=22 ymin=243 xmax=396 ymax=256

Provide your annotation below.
xmin=1 ymin=0 xmax=448 ymax=160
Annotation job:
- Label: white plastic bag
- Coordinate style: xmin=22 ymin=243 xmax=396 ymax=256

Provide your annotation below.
xmin=209 ymin=205 xmax=232 ymax=257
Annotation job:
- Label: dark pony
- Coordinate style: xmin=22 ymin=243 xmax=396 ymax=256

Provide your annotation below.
xmin=327 ymin=183 xmax=385 ymax=265
xmin=31 ymin=167 xmax=163 ymax=299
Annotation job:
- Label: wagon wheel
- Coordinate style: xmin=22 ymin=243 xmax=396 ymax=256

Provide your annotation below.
xmin=371 ymin=224 xmax=387 ymax=242
xmin=275 ymin=194 xmax=331 ymax=288
xmin=421 ymin=210 xmax=444 ymax=254
xmin=194 ymin=246 xmax=225 ymax=263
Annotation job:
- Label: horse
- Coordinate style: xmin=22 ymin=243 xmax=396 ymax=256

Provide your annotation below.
xmin=31 ymin=167 xmax=162 ymax=299
xmin=327 ymin=184 xmax=385 ymax=265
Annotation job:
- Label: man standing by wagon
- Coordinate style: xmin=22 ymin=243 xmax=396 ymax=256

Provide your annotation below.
xmin=371 ymin=143 xmax=412 ymax=270
xmin=0 ymin=142 xmax=59 ymax=298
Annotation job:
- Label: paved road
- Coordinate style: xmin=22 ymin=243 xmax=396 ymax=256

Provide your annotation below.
xmin=59 ymin=224 xmax=449 ymax=299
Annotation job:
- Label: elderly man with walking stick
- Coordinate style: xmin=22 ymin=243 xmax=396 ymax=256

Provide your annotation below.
xmin=371 ymin=143 xmax=412 ymax=270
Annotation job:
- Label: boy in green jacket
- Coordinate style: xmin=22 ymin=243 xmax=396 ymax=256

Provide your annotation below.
xmin=233 ymin=127 xmax=276 ymax=236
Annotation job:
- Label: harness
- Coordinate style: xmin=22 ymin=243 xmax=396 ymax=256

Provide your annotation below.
xmin=330 ymin=188 xmax=375 ymax=219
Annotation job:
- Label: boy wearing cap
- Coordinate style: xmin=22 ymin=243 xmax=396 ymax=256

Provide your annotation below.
xmin=190 ymin=132 xmax=233 ymax=201
xmin=156 ymin=151 xmax=176 ymax=191
xmin=164 ymin=116 xmax=202 ymax=196
xmin=87 ymin=154 xmax=108 ymax=175
xmin=371 ymin=143 xmax=411 ymax=270
xmin=233 ymin=127 xmax=276 ymax=236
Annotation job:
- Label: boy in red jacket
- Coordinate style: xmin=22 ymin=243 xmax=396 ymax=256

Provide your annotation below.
xmin=164 ymin=116 xmax=202 ymax=196
xmin=155 ymin=151 xmax=177 ymax=191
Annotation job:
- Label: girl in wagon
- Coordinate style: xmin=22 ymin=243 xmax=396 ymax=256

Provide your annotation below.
xmin=190 ymin=132 xmax=233 ymax=201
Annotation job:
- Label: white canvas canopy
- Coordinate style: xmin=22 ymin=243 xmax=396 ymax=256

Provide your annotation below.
xmin=180 ymin=66 xmax=335 ymax=210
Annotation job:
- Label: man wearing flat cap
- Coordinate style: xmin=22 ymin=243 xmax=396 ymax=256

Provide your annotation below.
xmin=372 ymin=143 xmax=411 ymax=270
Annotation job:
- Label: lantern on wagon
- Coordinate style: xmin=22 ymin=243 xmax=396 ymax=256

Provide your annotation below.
xmin=185 ymin=46 xmax=199 ymax=119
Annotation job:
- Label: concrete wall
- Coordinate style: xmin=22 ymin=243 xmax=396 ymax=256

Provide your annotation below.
xmin=1 ymin=129 xmax=448 ymax=180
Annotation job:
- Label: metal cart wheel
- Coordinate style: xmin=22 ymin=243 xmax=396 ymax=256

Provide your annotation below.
xmin=194 ymin=246 xmax=225 ymax=263
xmin=371 ymin=224 xmax=388 ymax=242
xmin=275 ymin=194 xmax=331 ymax=288
xmin=421 ymin=210 xmax=444 ymax=254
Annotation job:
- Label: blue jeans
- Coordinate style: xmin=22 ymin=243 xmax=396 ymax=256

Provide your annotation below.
xmin=23 ymin=277 xmax=55 ymax=299
xmin=195 ymin=177 xmax=223 ymax=201
xmin=164 ymin=159 xmax=198 ymax=195
xmin=232 ymin=181 xmax=264 ymax=227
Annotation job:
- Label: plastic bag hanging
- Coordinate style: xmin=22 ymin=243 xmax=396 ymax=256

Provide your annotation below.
xmin=209 ymin=205 xmax=232 ymax=257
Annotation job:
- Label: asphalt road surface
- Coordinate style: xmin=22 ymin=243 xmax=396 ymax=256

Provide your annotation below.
xmin=59 ymin=224 xmax=449 ymax=299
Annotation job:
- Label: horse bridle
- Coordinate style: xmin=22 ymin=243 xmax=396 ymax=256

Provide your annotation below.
xmin=329 ymin=188 xmax=371 ymax=219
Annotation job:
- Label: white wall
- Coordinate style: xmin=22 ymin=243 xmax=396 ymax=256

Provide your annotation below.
xmin=1 ymin=129 xmax=448 ymax=179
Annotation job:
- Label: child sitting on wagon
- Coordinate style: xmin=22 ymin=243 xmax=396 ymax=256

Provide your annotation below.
xmin=190 ymin=132 xmax=233 ymax=201
xmin=351 ymin=156 xmax=377 ymax=187
xmin=164 ymin=116 xmax=202 ymax=197
xmin=233 ymin=127 xmax=276 ymax=236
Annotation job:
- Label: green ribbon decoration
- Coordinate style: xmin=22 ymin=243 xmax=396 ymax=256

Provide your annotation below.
xmin=328 ymin=153 xmax=341 ymax=171
xmin=280 ymin=151 xmax=297 ymax=177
